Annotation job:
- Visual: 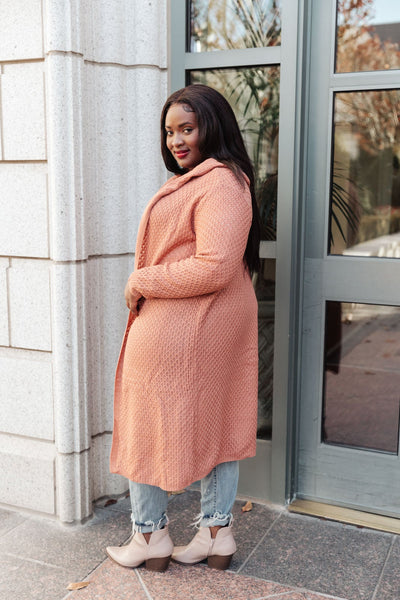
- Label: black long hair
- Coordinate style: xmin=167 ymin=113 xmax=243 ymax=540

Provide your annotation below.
xmin=160 ymin=84 xmax=261 ymax=275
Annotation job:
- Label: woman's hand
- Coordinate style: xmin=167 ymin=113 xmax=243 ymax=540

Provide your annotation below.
xmin=124 ymin=281 xmax=142 ymax=316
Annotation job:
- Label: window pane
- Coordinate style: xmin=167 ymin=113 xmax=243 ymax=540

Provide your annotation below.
xmin=336 ymin=0 xmax=400 ymax=73
xmin=189 ymin=67 xmax=280 ymax=240
xmin=255 ymin=259 xmax=275 ymax=439
xmin=189 ymin=0 xmax=281 ymax=52
xmin=323 ymin=301 xmax=400 ymax=454
xmin=329 ymin=89 xmax=400 ymax=257
xmin=189 ymin=70 xmax=279 ymax=439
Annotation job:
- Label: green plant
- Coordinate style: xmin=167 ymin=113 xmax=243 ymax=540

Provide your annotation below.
xmin=330 ymin=167 xmax=362 ymax=245
xmin=224 ymin=66 xmax=280 ymax=240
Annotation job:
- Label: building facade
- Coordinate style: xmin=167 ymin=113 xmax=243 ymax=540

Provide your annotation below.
xmin=1 ymin=0 xmax=400 ymax=526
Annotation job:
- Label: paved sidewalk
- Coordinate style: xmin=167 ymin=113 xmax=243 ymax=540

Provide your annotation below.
xmin=0 ymin=488 xmax=399 ymax=600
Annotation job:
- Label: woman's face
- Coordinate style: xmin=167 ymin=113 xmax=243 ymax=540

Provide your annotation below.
xmin=165 ymin=103 xmax=203 ymax=171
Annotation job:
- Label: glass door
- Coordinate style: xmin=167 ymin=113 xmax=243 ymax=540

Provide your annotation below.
xmin=170 ymin=0 xmax=301 ymax=501
xmin=297 ymin=0 xmax=400 ymax=516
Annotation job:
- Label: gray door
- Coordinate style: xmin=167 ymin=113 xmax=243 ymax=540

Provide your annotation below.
xmin=170 ymin=0 xmax=303 ymax=503
xmin=297 ymin=0 xmax=400 ymax=516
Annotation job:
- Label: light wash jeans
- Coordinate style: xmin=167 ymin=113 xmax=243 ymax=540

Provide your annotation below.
xmin=129 ymin=460 xmax=239 ymax=533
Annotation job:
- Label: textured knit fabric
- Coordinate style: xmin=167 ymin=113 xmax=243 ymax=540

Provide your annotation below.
xmin=110 ymin=158 xmax=258 ymax=491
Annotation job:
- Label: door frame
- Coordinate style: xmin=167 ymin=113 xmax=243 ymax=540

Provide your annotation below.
xmin=168 ymin=0 xmax=306 ymax=504
xmin=294 ymin=0 xmax=400 ymax=517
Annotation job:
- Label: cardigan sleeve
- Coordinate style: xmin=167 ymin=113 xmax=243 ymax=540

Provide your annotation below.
xmin=128 ymin=172 xmax=252 ymax=299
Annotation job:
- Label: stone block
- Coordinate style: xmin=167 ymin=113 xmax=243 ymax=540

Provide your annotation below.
xmin=83 ymin=0 xmax=128 ymax=63
xmin=56 ymin=451 xmax=91 ymax=522
xmin=1 ymin=63 xmax=46 ymax=160
xmin=8 ymin=259 xmax=52 ymax=351
xmin=83 ymin=64 xmax=131 ymax=257
xmin=84 ymin=64 xmax=167 ymax=256
xmin=0 ymin=350 xmax=54 ymax=440
xmin=0 ymin=0 xmax=43 ymax=61
xmin=91 ymin=434 xmax=127 ymax=500
xmin=129 ymin=0 xmax=168 ymax=67
xmin=0 ymin=164 xmax=49 ymax=258
xmin=45 ymin=0 xmax=83 ymax=55
xmin=128 ymin=68 xmax=168 ymax=210
xmin=0 ymin=259 xmax=9 ymax=346
xmin=45 ymin=0 xmax=167 ymax=67
xmin=46 ymin=57 xmax=167 ymax=260
xmin=87 ymin=254 xmax=133 ymax=435
xmin=51 ymin=262 xmax=90 ymax=453
xmin=46 ymin=53 xmax=86 ymax=261
xmin=0 ymin=434 xmax=55 ymax=514
xmin=84 ymin=0 xmax=167 ymax=66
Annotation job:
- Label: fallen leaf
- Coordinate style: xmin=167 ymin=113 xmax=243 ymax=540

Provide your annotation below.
xmin=67 ymin=581 xmax=90 ymax=591
xmin=104 ymin=498 xmax=117 ymax=507
xmin=241 ymin=501 xmax=253 ymax=512
xmin=167 ymin=489 xmax=185 ymax=496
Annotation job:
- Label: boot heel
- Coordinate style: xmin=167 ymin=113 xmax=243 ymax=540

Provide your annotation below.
xmin=145 ymin=555 xmax=171 ymax=572
xmin=207 ymin=554 xmax=233 ymax=570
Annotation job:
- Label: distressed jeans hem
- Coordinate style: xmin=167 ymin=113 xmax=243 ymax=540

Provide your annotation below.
xmin=197 ymin=511 xmax=233 ymax=528
xmin=131 ymin=514 xmax=168 ymax=533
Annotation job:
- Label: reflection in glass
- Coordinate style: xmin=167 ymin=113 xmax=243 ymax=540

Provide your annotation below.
xmin=323 ymin=301 xmax=400 ymax=453
xmin=329 ymin=89 xmax=400 ymax=257
xmin=189 ymin=0 xmax=281 ymax=52
xmin=190 ymin=67 xmax=280 ymax=240
xmin=254 ymin=259 xmax=276 ymax=439
xmin=336 ymin=0 xmax=400 ymax=73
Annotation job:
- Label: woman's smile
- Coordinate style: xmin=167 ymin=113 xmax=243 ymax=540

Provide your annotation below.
xmin=175 ymin=150 xmax=189 ymax=159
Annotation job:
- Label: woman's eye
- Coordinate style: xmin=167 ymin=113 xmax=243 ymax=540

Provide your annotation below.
xmin=183 ymin=128 xmax=193 ymax=134
xmin=166 ymin=131 xmax=173 ymax=136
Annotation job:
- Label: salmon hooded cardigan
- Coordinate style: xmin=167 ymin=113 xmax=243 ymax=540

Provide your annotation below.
xmin=110 ymin=158 xmax=258 ymax=491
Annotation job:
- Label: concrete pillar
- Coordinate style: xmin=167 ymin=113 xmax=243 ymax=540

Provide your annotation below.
xmin=0 ymin=0 xmax=168 ymax=522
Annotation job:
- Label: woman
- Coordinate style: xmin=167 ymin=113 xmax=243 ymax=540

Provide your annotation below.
xmin=107 ymin=84 xmax=261 ymax=572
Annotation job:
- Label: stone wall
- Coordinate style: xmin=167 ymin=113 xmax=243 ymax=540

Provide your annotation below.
xmin=0 ymin=0 xmax=168 ymax=522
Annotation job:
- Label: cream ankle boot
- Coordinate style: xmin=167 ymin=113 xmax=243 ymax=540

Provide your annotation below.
xmin=172 ymin=526 xmax=236 ymax=570
xmin=106 ymin=527 xmax=173 ymax=572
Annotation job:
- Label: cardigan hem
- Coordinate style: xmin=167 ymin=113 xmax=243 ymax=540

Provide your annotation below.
xmin=110 ymin=450 xmax=257 ymax=492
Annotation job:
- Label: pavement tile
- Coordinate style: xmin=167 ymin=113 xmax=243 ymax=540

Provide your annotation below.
xmin=0 ymin=507 xmax=131 ymax=585
xmin=138 ymin=561 xmax=291 ymax=600
xmin=255 ymin=592 xmax=348 ymax=600
xmin=229 ymin=498 xmax=282 ymax=571
xmin=62 ymin=560 xmax=148 ymax=600
xmin=372 ymin=535 xmax=400 ymax=600
xmin=240 ymin=511 xmax=393 ymax=600
xmin=0 ymin=508 xmax=26 ymax=536
xmin=94 ymin=493 xmax=131 ymax=514
xmin=167 ymin=488 xmax=282 ymax=571
xmin=0 ymin=495 xmax=390 ymax=600
xmin=165 ymin=488 xmax=201 ymax=544
xmin=0 ymin=552 xmax=71 ymax=600
xmin=304 ymin=593 xmax=348 ymax=600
